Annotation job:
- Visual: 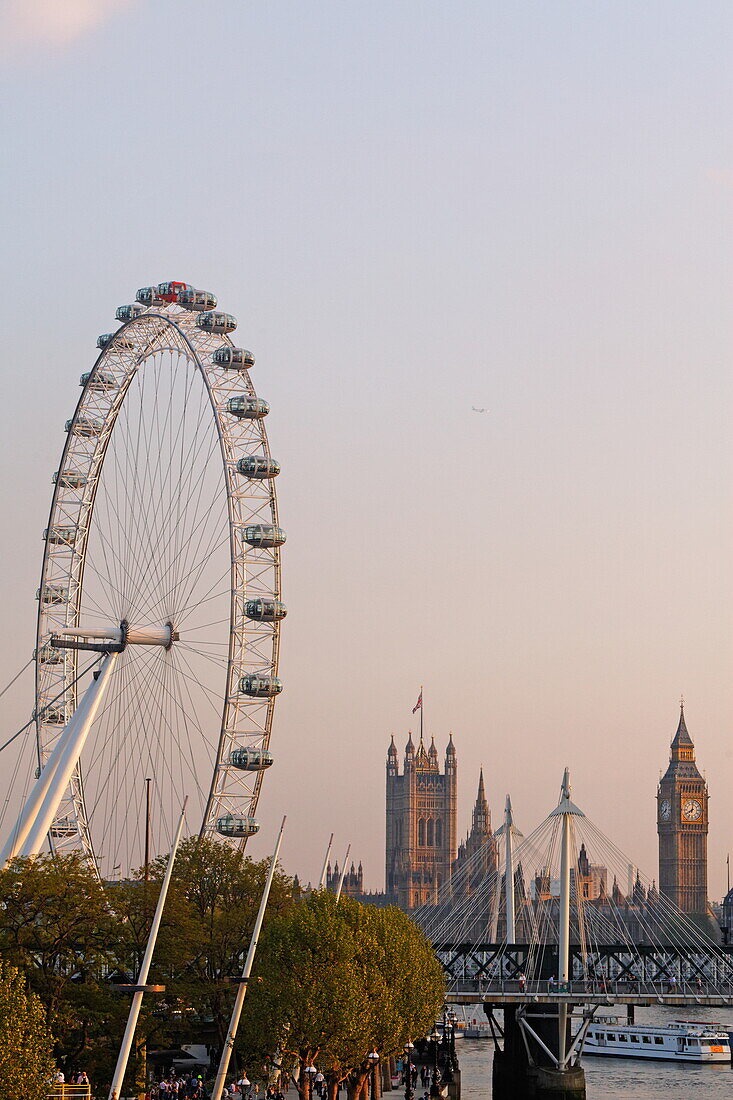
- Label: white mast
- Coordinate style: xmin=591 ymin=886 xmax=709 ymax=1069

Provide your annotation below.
xmin=108 ymin=798 xmax=188 ymax=1100
xmin=318 ymin=832 xmax=334 ymax=889
xmin=211 ymin=816 xmax=287 ymax=1100
xmin=335 ymin=844 xmax=351 ymax=901
xmin=494 ymin=794 xmax=523 ymax=944
xmin=548 ymin=769 xmax=585 ymax=1067
xmin=504 ymin=796 xmax=516 ymax=943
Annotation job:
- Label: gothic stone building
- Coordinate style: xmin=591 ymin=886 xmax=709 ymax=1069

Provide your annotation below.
xmin=657 ymin=704 xmax=709 ymax=917
xmin=386 ymin=734 xmax=457 ymax=909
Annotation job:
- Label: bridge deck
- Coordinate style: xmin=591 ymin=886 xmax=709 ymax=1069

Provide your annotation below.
xmin=442 ymin=994 xmax=730 ymax=1007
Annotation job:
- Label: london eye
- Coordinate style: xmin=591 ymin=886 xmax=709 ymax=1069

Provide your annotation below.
xmin=29 ymin=281 xmax=284 ymax=877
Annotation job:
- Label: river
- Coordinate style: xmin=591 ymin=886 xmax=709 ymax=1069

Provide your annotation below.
xmin=457 ymin=1004 xmax=733 ymax=1099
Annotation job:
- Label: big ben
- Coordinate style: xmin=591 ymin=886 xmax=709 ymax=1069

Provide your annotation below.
xmin=657 ymin=702 xmax=709 ymax=915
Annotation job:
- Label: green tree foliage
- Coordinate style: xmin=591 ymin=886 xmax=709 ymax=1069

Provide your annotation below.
xmin=0 ymin=853 xmax=120 ymax=1075
xmin=151 ymin=838 xmax=296 ymax=1045
xmin=0 ymin=962 xmax=55 ymax=1100
xmin=239 ymin=893 xmax=445 ymax=1100
xmin=0 ymin=843 xmax=296 ymax=1085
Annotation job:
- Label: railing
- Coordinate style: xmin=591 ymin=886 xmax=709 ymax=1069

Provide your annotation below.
xmin=448 ymin=977 xmax=733 ymax=999
xmin=48 ymin=1087 xmax=92 ymax=1100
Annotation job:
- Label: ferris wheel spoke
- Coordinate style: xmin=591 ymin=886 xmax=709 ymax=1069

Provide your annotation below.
xmin=164 ymin=429 xmax=228 ymax=605
xmin=124 ymin=399 xmax=227 ymax=623
xmin=168 ymin=521 xmax=232 ymax=626
xmin=134 ymin=357 xmax=207 ymax=604
xmin=177 ymin=642 xmax=230 ymax=670
xmin=133 ymin=491 xmax=229 ymax=625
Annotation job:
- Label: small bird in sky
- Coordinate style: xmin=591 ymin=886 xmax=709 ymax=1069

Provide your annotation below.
xmin=472 ymin=406 xmax=488 ymax=413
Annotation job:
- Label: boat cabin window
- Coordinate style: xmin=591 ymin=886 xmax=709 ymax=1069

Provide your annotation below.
xmin=607 ymin=1034 xmax=615 ymax=1041
xmin=630 ymin=1035 xmax=639 ymax=1043
xmin=619 ymin=1035 xmax=628 ymax=1042
xmin=654 ymin=1037 xmax=663 ymax=1045
xmin=642 ymin=1036 xmax=651 ymax=1044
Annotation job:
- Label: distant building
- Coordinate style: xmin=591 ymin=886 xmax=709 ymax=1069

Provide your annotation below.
xmin=325 ymin=860 xmax=364 ymax=898
xmin=574 ymin=843 xmax=608 ymax=901
xmin=385 ymin=733 xmax=458 ymax=909
xmin=657 ymin=703 xmax=709 ymax=917
xmin=453 ymin=770 xmax=499 ymax=894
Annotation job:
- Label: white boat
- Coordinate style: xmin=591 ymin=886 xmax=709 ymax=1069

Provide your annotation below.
xmin=584 ymin=1016 xmax=730 ymax=1063
xmin=464 ymin=1018 xmax=492 ymax=1039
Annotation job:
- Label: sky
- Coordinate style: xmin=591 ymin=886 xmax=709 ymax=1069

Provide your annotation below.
xmin=0 ymin=1 xmax=732 ymax=895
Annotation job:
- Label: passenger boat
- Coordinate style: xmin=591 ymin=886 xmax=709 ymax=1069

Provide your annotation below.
xmin=464 ymin=1018 xmax=492 ymax=1039
xmin=584 ymin=1016 xmax=731 ymax=1062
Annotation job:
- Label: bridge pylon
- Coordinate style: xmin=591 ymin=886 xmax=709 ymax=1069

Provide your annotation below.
xmin=489 ymin=954 xmax=586 ymax=1099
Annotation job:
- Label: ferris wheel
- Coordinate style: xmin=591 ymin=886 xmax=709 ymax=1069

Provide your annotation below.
xmin=28 ymin=281 xmax=285 ymax=878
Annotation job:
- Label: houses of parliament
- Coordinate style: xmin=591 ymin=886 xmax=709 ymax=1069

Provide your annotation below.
xmin=329 ymin=706 xmax=713 ymax=926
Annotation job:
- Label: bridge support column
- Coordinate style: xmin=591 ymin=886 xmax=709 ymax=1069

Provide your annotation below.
xmin=489 ymin=1005 xmax=585 ymax=1100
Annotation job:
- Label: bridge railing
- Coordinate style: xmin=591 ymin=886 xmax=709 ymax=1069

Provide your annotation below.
xmin=449 ymin=977 xmax=733 ymax=998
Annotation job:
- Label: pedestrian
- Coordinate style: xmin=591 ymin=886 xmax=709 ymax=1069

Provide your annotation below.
xmin=518 ymin=971 xmax=526 ymax=993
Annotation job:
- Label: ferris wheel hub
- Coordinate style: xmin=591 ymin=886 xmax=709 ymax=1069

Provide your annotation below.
xmin=50 ymin=621 xmax=179 ymax=652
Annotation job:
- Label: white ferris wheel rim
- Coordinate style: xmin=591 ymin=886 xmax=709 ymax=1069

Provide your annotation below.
xmin=34 ymin=293 xmax=283 ymax=876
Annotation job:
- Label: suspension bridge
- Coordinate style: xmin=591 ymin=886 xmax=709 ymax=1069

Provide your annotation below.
xmin=412 ymin=771 xmax=733 ymax=1099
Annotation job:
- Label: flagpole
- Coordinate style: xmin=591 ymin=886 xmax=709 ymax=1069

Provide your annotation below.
xmin=420 ymin=684 xmax=423 ymax=741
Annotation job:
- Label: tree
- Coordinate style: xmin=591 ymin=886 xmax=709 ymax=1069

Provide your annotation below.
xmin=151 ymin=838 xmax=296 ymax=1048
xmin=0 ymin=853 xmax=118 ymax=1074
xmin=0 ymin=962 xmax=55 ymax=1100
xmin=239 ymin=894 xmax=445 ymax=1100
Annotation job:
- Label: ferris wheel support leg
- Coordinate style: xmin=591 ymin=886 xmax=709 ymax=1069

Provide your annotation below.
xmin=11 ymin=653 xmax=119 ymax=863
xmin=108 ymin=799 xmax=188 ymax=1100
xmin=0 ymin=699 xmax=84 ymax=867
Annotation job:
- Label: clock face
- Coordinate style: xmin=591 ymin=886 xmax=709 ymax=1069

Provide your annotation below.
xmin=682 ymin=798 xmax=702 ymax=821
xmin=659 ymin=799 xmax=671 ymax=821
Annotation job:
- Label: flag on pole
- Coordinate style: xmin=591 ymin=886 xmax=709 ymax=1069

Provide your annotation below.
xmin=412 ymin=689 xmax=423 ymax=714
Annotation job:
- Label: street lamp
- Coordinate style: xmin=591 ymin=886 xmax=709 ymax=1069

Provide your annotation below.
xmin=441 ymin=1013 xmax=455 ymax=1084
xmin=429 ymin=1030 xmax=441 ymax=1098
xmin=403 ymin=1041 xmax=414 ymax=1100
xmin=368 ymin=1050 xmax=379 ymax=1100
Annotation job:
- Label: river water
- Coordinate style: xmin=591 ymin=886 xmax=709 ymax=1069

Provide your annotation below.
xmin=457 ymin=1005 xmax=733 ymax=1099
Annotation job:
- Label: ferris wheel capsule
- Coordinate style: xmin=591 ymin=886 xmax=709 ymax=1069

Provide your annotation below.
xmin=34 ymin=645 xmax=65 ymax=665
xmin=227 ymin=396 xmax=269 ymax=420
xmin=43 ymin=526 xmax=76 ymax=547
xmin=65 ymin=416 xmax=103 ymax=436
xmin=239 ymin=673 xmax=283 ymax=697
xmin=136 ymin=286 xmax=167 ymax=307
xmin=229 ymin=748 xmax=273 ymax=771
xmin=80 ymin=370 xmax=118 ymax=392
xmin=241 ymin=524 xmax=286 ymax=548
xmin=178 ymin=289 xmax=218 ymax=311
xmin=237 ymin=455 xmax=280 ymax=479
xmin=35 ymin=705 xmax=66 ymax=725
xmin=115 ymin=304 xmax=145 ymax=323
xmin=157 ymin=281 xmax=195 ymax=303
xmin=52 ymin=470 xmax=87 ymax=489
xmin=37 ymin=583 xmax=68 ymax=606
xmin=244 ymin=598 xmax=287 ymax=623
xmin=216 ymin=814 xmax=260 ymax=838
xmin=196 ymin=311 xmax=237 ymax=334
xmin=213 ymin=346 xmax=255 ymax=369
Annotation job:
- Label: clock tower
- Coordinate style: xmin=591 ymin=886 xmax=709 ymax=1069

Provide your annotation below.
xmin=657 ymin=703 xmax=709 ymax=916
